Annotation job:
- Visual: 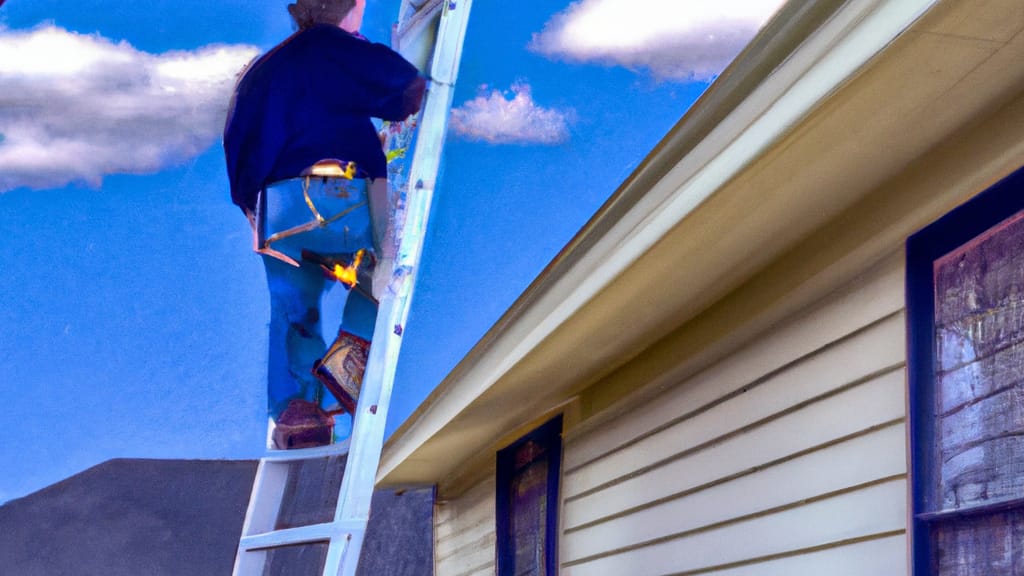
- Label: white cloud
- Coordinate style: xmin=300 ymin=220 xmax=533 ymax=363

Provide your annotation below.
xmin=450 ymin=82 xmax=574 ymax=145
xmin=0 ymin=25 xmax=258 ymax=191
xmin=529 ymin=0 xmax=785 ymax=81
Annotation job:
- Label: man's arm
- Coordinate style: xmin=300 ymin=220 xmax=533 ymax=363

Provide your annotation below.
xmin=335 ymin=36 xmax=427 ymax=121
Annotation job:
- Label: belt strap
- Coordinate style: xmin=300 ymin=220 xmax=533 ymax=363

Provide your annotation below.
xmin=256 ymin=175 xmax=368 ymax=266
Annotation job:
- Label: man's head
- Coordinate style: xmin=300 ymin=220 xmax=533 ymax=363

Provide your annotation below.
xmin=288 ymin=0 xmax=365 ymax=32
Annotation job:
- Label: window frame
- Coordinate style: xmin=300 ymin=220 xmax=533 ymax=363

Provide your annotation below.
xmin=495 ymin=415 xmax=563 ymax=576
xmin=906 ymin=165 xmax=1024 ymax=575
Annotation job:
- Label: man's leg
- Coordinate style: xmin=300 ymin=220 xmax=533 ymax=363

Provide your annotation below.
xmin=311 ymin=262 xmax=380 ymax=417
xmin=263 ymin=255 xmax=328 ymax=418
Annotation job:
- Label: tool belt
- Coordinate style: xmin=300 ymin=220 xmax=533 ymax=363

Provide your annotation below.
xmin=255 ymin=159 xmax=370 ymax=267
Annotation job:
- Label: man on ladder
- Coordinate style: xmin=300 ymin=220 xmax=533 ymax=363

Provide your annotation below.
xmin=224 ymin=0 xmax=426 ymax=450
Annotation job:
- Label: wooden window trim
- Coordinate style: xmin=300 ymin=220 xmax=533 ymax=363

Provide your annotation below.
xmin=906 ymin=165 xmax=1024 ymax=576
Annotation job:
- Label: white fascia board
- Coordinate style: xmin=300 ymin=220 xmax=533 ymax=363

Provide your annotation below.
xmin=378 ymin=0 xmax=938 ymax=484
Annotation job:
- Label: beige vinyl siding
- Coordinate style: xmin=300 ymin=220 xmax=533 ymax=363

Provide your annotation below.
xmin=435 ymin=475 xmax=496 ymax=576
xmin=561 ymin=255 xmax=909 ymax=575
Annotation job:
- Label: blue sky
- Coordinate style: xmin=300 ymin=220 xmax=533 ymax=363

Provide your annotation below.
xmin=0 ymin=0 xmax=780 ymax=503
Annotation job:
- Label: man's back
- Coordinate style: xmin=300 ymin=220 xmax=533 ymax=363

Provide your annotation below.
xmin=224 ymin=24 xmax=424 ymax=214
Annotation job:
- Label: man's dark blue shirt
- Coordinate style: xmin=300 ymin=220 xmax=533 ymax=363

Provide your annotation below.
xmin=224 ymin=25 xmax=425 ymax=214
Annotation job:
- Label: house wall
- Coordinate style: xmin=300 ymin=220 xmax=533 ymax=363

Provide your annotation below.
xmin=422 ymin=42 xmax=1024 ymax=576
xmin=559 ymin=255 xmax=910 ymax=575
xmin=435 ymin=474 xmax=497 ymax=576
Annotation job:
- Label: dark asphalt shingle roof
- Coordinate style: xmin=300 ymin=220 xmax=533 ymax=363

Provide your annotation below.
xmin=0 ymin=458 xmax=433 ymax=575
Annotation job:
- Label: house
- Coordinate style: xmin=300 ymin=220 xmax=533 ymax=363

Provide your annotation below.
xmin=375 ymin=0 xmax=1024 ymax=575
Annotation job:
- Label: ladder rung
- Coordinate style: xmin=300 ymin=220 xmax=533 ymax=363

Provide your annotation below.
xmin=261 ymin=438 xmax=351 ymax=462
xmin=239 ymin=520 xmax=366 ymax=551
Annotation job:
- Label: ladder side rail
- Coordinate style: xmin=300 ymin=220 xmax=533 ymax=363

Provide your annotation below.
xmin=328 ymin=2 xmax=474 ymax=576
xmin=332 ymin=0 xmax=474 ymax=527
xmin=233 ymin=459 xmax=290 ymax=575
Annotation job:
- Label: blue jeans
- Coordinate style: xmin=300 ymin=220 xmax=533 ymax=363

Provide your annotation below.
xmin=261 ymin=177 xmax=378 ymax=419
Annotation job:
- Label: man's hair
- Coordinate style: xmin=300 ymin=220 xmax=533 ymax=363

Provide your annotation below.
xmin=287 ymin=0 xmax=357 ymax=29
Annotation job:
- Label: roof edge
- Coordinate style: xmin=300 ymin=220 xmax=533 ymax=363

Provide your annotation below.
xmin=379 ymin=0 xmax=937 ymax=484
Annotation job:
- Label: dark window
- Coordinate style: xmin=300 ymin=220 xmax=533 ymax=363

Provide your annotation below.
xmin=907 ymin=166 xmax=1024 ymax=576
xmin=496 ymin=416 xmax=562 ymax=576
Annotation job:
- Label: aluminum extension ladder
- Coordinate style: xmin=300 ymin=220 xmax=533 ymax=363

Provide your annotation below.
xmin=232 ymin=1 xmax=472 ymax=574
